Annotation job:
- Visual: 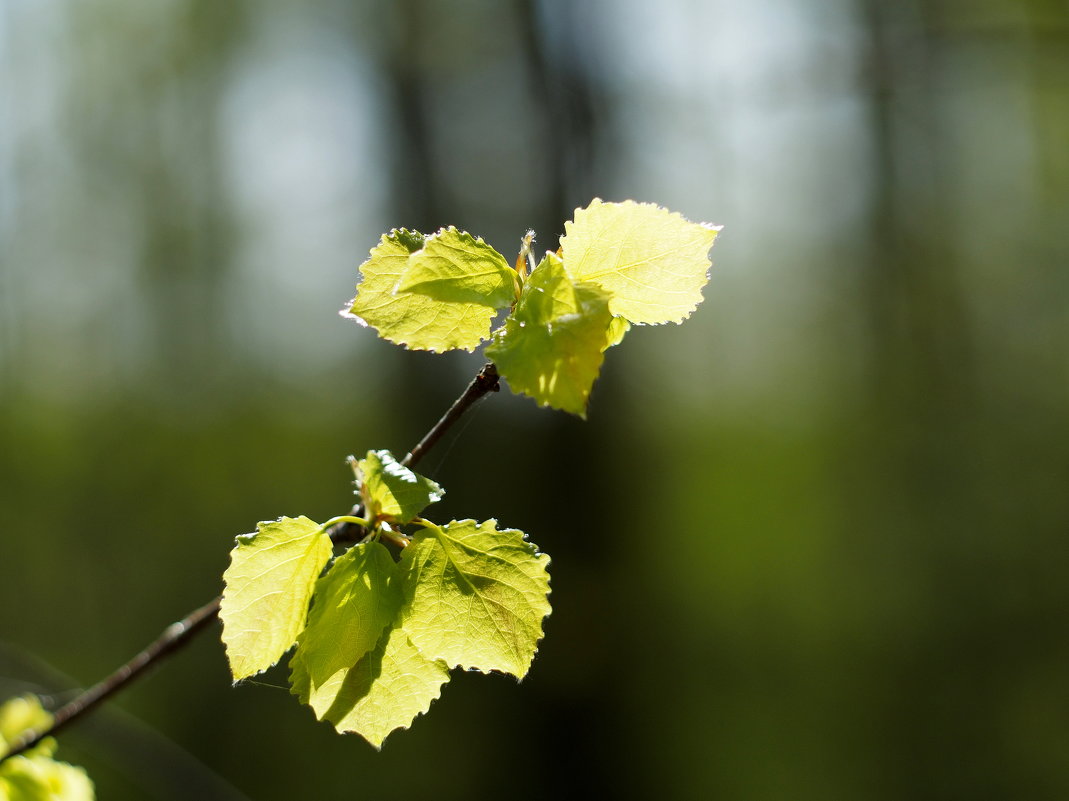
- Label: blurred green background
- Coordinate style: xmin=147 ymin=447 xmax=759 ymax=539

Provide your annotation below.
xmin=2 ymin=0 xmax=1068 ymax=798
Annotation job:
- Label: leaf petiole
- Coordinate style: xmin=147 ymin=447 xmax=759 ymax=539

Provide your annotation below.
xmin=409 ymin=517 xmax=441 ymax=535
xmin=320 ymin=515 xmax=371 ymax=531
xmin=376 ymin=524 xmax=410 ymax=549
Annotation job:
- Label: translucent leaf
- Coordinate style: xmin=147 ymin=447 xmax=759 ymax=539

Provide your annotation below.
xmin=0 ymin=696 xmax=51 ymax=752
xmin=0 ymin=696 xmax=94 ymax=801
xmin=0 ymin=758 xmax=94 ymax=801
xmin=605 ymin=316 xmax=630 ymax=348
xmin=342 ymin=229 xmax=504 ymax=352
xmin=290 ymin=542 xmax=402 ymax=710
xmin=220 ymin=516 xmax=332 ymax=680
xmin=290 ymin=543 xmax=449 ymax=749
xmin=353 ymin=449 xmax=443 ymax=525
xmin=560 ymin=198 xmax=722 ymax=324
xmin=396 ymin=227 xmax=518 ymax=309
xmin=485 ymin=252 xmax=614 ymax=417
xmin=399 ymin=519 xmax=551 ymax=677
xmin=303 ymin=623 xmax=449 ymax=750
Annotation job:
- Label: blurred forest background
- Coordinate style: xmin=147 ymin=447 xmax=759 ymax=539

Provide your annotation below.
xmin=1 ymin=0 xmax=1067 ymax=799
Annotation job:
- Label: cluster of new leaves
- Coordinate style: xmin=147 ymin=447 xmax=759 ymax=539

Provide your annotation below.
xmin=0 ymin=197 xmax=719 ymax=785
xmin=220 ymin=199 xmax=719 ymax=748
xmin=0 ymin=696 xmax=93 ymax=801
xmin=219 ymin=450 xmax=551 ymax=748
xmin=343 ymin=198 xmax=722 ymax=416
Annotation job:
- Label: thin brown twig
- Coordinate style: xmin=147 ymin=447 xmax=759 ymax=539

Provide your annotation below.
xmin=0 ymin=362 xmax=501 ymax=764
xmin=401 ymin=361 xmax=499 ymax=469
xmin=0 ymin=597 xmax=222 ymax=762
xmin=323 ymin=361 xmax=499 ymax=546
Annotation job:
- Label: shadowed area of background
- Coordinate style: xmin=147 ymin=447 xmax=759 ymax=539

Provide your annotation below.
xmin=1 ymin=1 xmax=1067 ymax=799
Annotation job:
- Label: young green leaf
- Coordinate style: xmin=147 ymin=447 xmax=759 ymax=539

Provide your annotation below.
xmin=1 ymin=755 xmax=95 ymax=801
xmin=605 ymin=315 xmax=630 ymax=348
xmin=485 ymin=252 xmax=614 ymax=417
xmin=353 ymin=449 xmax=443 ymax=525
xmin=290 ymin=543 xmax=400 ymax=699
xmin=342 ymin=229 xmax=500 ymax=352
xmin=300 ymin=623 xmax=450 ymax=750
xmin=290 ymin=543 xmax=450 ymax=749
xmin=399 ymin=519 xmax=551 ymax=678
xmin=0 ymin=696 xmax=94 ymax=801
xmin=220 ymin=516 xmax=332 ymax=681
xmin=560 ymin=198 xmax=722 ymax=324
xmin=396 ymin=227 xmax=518 ymax=309
xmin=0 ymin=696 xmax=51 ymax=750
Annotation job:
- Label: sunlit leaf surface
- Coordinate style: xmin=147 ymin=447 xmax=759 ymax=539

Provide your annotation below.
xmin=560 ymin=198 xmax=721 ymax=324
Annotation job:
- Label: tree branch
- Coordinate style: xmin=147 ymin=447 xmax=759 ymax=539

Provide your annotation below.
xmin=401 ymin=361 xmax=499 ymax=469
xmin=0 ymin=362 xmax=501 ymax=764
xmin=0 ymin=597 xmax=222 ymax=763
xmin=324 ymin=361 xmax=499 ymax=545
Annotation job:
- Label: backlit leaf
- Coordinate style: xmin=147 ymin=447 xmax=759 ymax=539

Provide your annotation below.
xmin=353 ymin=449 xmax=443 ymax=525
xmin=486 ymin=252 xmax=614 ymax=417
xmin=560 ymin=198 xmax=722 ymax=324
xmin=290 ymin=543 xmax=449 ymax=749
xmin=220 ymin=516 xmax=332 ymax=680
xmin=303 ymin=623 xmax=450 ymax=750
xmin=0 ymin=697 xmax=51 ymax=752
xmin=399 ymin=519 xmax=551 ymax=678
xmin=290 ymin=542 xmax=400 ymax=705
xmin=0 ymin=696 xmax=94 ymax=801
xmin=0 ymin=758 xmax=95 ymax=801
xmin=396 ymin=227 xmax=518 ymax=309
xmin=605 ymin=315 xmax=630 ymax=347
xmin=343 ymin=229 xmax=500 ymax=352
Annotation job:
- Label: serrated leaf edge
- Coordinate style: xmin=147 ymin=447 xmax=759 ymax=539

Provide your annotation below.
xmin=339 ymin=228 xmax=427 ymax=328
xmin=219 ymin=516 xmax=331 ymax=682
xmin=328 ymin=630 xmax=451 ymax=750
xmin=561 ymin=197 xmax=723 ymax=325
xmin=404 ymin=518 xmax=552 ymax=678
xmin=394 ymin=225 xmax=519 ymax=306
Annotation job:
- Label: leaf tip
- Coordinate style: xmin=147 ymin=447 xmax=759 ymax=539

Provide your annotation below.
xmin=338 ymin=300 xmax=371 ymax=327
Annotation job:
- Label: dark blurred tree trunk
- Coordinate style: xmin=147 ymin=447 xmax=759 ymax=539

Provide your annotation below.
xmin=515 ymin=0 xmax=608 ymax=229
xmin=860 ymin=0 xmax=976 ymax=413
xmin=851 ymin=3 xmax=1052 ymax=797
xmin=370 ymin=2 xmax=629 ymax=796
xmin=369 ymin=0 xmax=617 ymax=423
xmin=379 ymin=0 xmax=444 ymax=233
xmin=134 ymin=1 xmax=248 ymax=393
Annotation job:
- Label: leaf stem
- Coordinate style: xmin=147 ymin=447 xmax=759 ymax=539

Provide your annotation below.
xmin=320 ymin=515 xmax=370 ymax=531
xmin=400 ymin=361 xmax=499 ymax=469
xmin=0 ymin=596 xmax=221 ymax=762
xmin=375 ymin=525 xmax=410 ymax=549
xmin=0 ymin=360 xmax=502 ymax=766
xmin=408 ymin=517 xmax=441 ymax=535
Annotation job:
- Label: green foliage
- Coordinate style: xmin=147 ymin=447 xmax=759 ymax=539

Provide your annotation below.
xmin=345 ymin=198 xmax=721 ymax=414
xmin=396 ymin=227 xmax=519 ymax=308
xmin=1 ymin=197 xmax=717 ymax=768
xmin=220 ymin=197 xmax=715 ymax=746
xmin=400 ymin=519 xmax=551 ymax=676
xmin=289 ymin=541 xmax=451 ymax=749
xmin=220 ymin=516 xmax=333 ymax=680
xmin=343 ymin=228 xmax=511 ymax=353
xmin=560 ymin=198 xmax=722 ymax=325
xmin=486 ymin=251 xmax=614 ymax=417
xmin=352 ymin=449 xmax=444 ymax=525
xmin=0 ymin=698 xmax=50 ymax=753
xmin=0 ymin=696 xmax=93 ymax=801
xmin=220 ymin=451 xmax=551 ymax=748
